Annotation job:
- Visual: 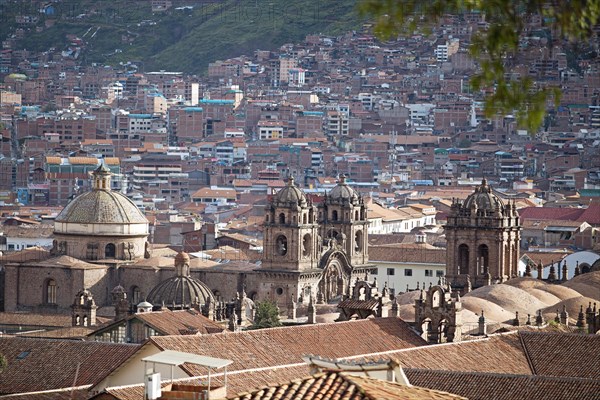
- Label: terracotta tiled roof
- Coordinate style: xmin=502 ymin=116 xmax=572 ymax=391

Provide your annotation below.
xmin=21 ymin=255 xmax=109 ymax=270
xmin=519 ymin=207 xmax=585 ymax=222
xmin=0 ymin=224 xmax=54 ymax=238
xmin=519 ymin=331 xmax=600 ymax=379
xmin=521 ymin=252 xmax=569 ymax=268
xmin=405 ymin=369 xmax=600 ymax=400
xmin=150 ymin=318 xmax=426 ymax=376
xmin=369 ymin=243 xmax=446 ymax=264
xmin=229 ymin=371 xmax=467 ymax=400
xmin=337 ymin=298 xmax=380 ymax=310
xmin=0 ymin=337 xmax=139 ymax=395
xmin=191 ymin=187 xmax=237 ymax=199
xmin=20 ymin=326 xmax=95 ymax=339
xmin=0 ymin=388 xmax=90 ymax=399
xmin=0 ymin=247 xmax=51 ymax=265
xmin=577 ymin=203 xmax=600 ymax=225
xmin=0 ymin=312 xmax=72 ymax=327
xmin=123 ymin=309 xmax=225 ymax=336
xmin=359 ymin=333 xmax=533 ymax=375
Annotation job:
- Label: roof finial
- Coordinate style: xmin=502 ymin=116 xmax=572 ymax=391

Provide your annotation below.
xmin=287 ymin=176 xmax=295 ymax=186
xmin=339 ymin=174 xmax=347 ymax=184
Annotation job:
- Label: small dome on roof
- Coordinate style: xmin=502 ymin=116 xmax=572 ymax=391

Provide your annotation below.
xmin=272 ymin=177 xmax=307 ymax=206
xmin=146 ymin=276 xmax=214 ymax=310
xmin=463 ymin=178 xmax=504 ymax=211
xmin=328 ymin=175 xmax=358 ymax=203
xmin=147 ymin=254 xmax=215 ymax=310
xmin=136 ymin=301 xmax=153 ymax=313
xmin=112 ymin=285 xmax=125 ymax=294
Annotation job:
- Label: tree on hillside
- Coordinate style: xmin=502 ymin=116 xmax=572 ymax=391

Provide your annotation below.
xmin=359 ymin=0 xmax=600 ymax=132
xmin=253 ymin=300 xmax=282 ymax=329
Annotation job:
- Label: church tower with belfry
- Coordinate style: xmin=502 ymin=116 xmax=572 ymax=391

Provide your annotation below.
xmin=321 ymin=174 xmax=369 ymax=267
xmin=256 ymin=176 xmax=374 ymax=310
xmin=445 ymin=179 xmax=521 ymax=293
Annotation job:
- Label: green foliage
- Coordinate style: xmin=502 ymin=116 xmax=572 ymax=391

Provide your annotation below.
xmin=253 ymin=300 xmax=282 ymax=329
xmin=457 ymin=139 xmax=472 ymax=148
xmin=9 ymin=0 xmax=362 ymax=74
xmin=0 ymin=353 xmax=6 ymax=373
xmin=359 ymin=0 xmax=600 ymax=132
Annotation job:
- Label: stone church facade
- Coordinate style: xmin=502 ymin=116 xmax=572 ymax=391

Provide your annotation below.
xmin=255 ymin=176 xmax=373 ymax=309
xmin=2 ymin=169 xmax=374 ymax=316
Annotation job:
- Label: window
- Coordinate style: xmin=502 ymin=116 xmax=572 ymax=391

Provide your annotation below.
xmin=425 ymin=270 xmax=433 ymax=277
xmin=387 ymin=268 xmax=395 ymax=276
xmin=436 ymin=270 xmax=444 ymax=277
xmin=131 ymin=286 xmax=141 ymax=305
xmin=404 ymin=269 xmax=413 ymax=276
xmin=46 ymin=279 xmax=57 ymax=304
xmin=105 ymin=243 xmax=116 ymax=258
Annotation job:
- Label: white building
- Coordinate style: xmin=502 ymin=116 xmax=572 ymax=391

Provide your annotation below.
xmin=370 ymin=241 xmax=446 ymax=294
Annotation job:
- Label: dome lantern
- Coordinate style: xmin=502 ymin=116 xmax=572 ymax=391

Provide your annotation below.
xmin=92 ymin=162 xmax=112 ymax=190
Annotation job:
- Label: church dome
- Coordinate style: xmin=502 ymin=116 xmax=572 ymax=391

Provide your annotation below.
xmin=54 ymin=164 xmax=148 ymax=236
xmin=147 ymin=275 xmax=214 ymax=310
xmin=55 ymin=189 xmax=147 ymax=225
xmin=146 ymin=252 xmax=215 ymax=310
xmin=272 ymin=177 xmax=307 ymax=206
xmin=328 ymin=175 xmax=358 ymax=203
xmin=462 ymin=178 xmax=504 ymax=211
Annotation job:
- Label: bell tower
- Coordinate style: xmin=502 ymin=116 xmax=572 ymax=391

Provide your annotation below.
xmin=262 ymin=177 xmax=320 ymax=271
xmin=445 ymin=179 xmax=521 ymax=292
xmin=258 ymin=177 xmax=321 ymax=309
xmin=321 ymin=175 xmax=369 ymax=266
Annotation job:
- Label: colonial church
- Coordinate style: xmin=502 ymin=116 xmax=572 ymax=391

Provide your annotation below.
xmin=1 ymin=167 xmax=374 ymax=317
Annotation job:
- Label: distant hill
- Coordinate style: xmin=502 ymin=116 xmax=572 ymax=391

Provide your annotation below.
xmin=5 ymin=0 xmax=363 ymax=74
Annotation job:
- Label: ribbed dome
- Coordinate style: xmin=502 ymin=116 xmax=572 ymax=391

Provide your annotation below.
xmin=328 ymin=175 xmax=358 ymax=203
xmin=272 ymin=177 xmax=307 ymax=206
xmin=463 ymin=178 xmax=504 ymax=211
xmin=56 ymin=164 xmax=147 ymax=225
xmin=147 ymin=252 xmax=215 ymax=310
xmin=55 ymin=190 xmax=147 ymax=224
xmin=147 ymin=275 xmax=214 ymax=309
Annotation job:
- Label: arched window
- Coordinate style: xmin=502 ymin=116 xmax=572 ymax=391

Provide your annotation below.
xmin=581 ymin=263 xmax=591 ymax=274
xmin=355 ymin=230 xmax=363 ymax=252
xmin=46 ymin=279 xmax=57 ymax=304
xmin=131 ymin=286 xmax=141 ymax=305
xmin=105 ymin=243 xmax=116 ymax=258
xmin=265 ymin=215 xmax=269 ymax=223
xmin=279 ymin=213 xmax=286 ymax=224
xmin=302 ymin=233 xmax=312 ymax=256
xmin=276 ymin=235 xmax=288 ymax=256
xmin=332 ymin=210 xmax=338 ymax=221
xmin=478 ymin=244 xmax=489 ymax=274
xmin=303 ymin=214 xmax=307 ymax=224
xmin=355 ymin=210 xmax=359 ymax=220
